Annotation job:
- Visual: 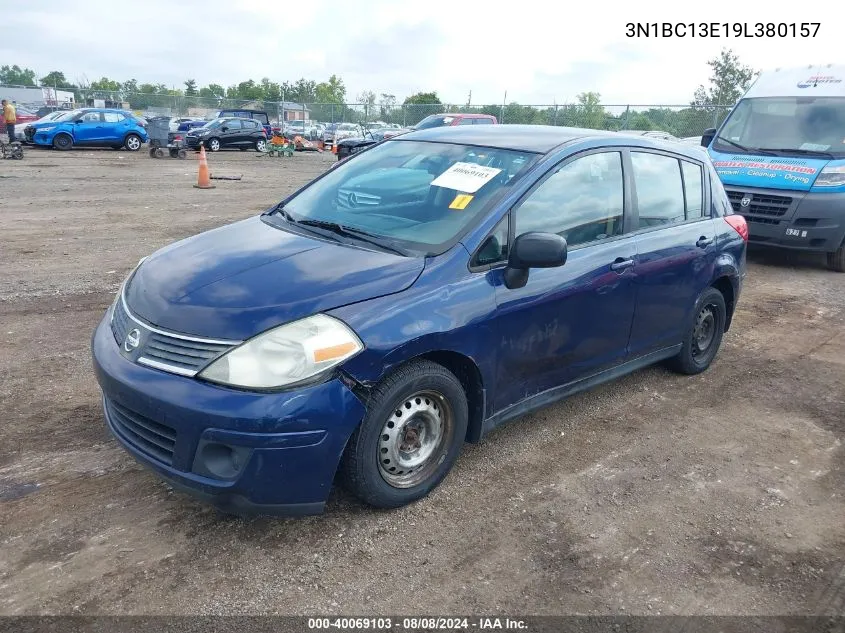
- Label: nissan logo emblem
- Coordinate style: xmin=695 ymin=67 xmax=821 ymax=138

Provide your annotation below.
xmin=124 ymin=328 xmax=141 ymax=352
xmin=740 ymin=196 xmax=751 ymax=208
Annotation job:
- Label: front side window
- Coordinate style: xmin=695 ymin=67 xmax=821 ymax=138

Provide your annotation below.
xmin=514 ymin=152 xmax=624 ymax=248
xmin=631 ymin=152 xmax=685 ymax=227
xmin=79 ymin=112 xmax=102 ymax=123
xmin=474 ymin=118 xmax=494 ymax=125
xmin=223 ymin=119 xmax=242 ymax=130
xmin=275 ymin=140 xmax=538 ymax=255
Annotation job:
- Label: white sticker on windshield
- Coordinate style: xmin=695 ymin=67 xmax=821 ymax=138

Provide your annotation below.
xmin=430 ymin=162 xmax=503 ymax=193
xmin=799 ymin=142 xmax=831 ymax=151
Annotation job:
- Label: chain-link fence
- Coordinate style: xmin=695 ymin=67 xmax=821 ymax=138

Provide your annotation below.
xmin=2 ymin=86 xmax=734 ymax=139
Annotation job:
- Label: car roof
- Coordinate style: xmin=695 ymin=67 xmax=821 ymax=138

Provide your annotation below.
xmin=395 ymin=124 xmax=706 ymax=159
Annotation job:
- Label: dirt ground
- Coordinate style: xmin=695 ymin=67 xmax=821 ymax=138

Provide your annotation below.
xmin=0 ymin=147 xmax=843 ymax=617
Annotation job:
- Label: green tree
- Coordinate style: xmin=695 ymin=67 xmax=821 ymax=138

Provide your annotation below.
xmin=122 ymin=79 xmax=138 ymax=93
xmin=402 ymin=91 xmax=443 ymax=125
xmin=567 ymin=91 xmax=608 ymax=129
xmin=0 ymin=64 xmax=36 ymax=86
xmin=357 ymin=90 xmax=377 ymax=120
xmin=199 ymin=83 xmax=225 ymax=99
xmin=39 ymin=71 xmax=74 ymax=89
xmin=315 ymin=75 xmax=346 ymax=103
xmin=379 ymin=93 xmax=397 ymax=121
xmin=89 ymin=77 xmax=122 ymax=92
xmin=693 ymin=48 xmax=755 ymax=107
xmin=184 ymin=79 xmax=198 ymax=96
xmin=281 ymin=78 xmax=317 ymax=104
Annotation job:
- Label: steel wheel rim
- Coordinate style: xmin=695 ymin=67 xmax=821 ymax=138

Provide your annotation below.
xmin=378 ymin=390 xmax=452 ymax=489
xmin=127 ymin=136 xmax=140 ymax=150
xmin=693 ymin=304 xmax=717 ymax=358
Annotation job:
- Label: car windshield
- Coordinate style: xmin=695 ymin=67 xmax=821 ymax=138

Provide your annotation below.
xmin=274 ymin=140 xmax=538 ymax=255
xmin=716 ymin=96 xmax=845 ymax=157
xmin=414 ymin=115 xmax=456 ymax=129
xmin=201 ymin=119 xmax=224 ymax=128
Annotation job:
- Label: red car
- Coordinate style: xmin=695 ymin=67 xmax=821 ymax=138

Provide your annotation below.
xmin=414 ymin=112 xmax=498 ymax=129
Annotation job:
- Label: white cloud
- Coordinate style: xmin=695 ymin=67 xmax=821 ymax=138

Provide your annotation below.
xmin=1 ymin=0 xmax=840 ymax=106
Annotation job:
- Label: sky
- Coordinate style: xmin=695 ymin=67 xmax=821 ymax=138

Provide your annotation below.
xmin=2 ymin=0 xmax=840 ymax=106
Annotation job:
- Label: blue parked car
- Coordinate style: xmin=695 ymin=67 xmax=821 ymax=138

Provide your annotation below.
xmin=91 ymin=125 xmax=748 ymax=516
xmin=25 ymin=108 xmax=148 ymax=151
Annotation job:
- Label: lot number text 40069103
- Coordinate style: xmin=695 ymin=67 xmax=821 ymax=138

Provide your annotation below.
xmin=625 ymin=22 xmax=820 ymax=38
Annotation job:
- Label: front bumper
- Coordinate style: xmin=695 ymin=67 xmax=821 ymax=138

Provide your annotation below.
xmin=91 ymin=313 xmax=366 ymax=516
xmin=725 ymin=185 xmax=845 ymax=253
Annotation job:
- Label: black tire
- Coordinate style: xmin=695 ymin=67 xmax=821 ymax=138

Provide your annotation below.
xmin=177 ymin=149 xmax=187 ymax=160
xmin=124 ymin=134 xmax=142 ymax=152
xmin=206 ymin=137 xmax=221 ymax=152
xmin=154 ymin=147 xmax=165 ymax=159
xmin=667 ymin=286 xmax=727 ymax=375
xmin=339 ymin=360 xmax=468 ymax=509
xmin=169 ymin=148 xmax=179 ymax=158
xmin=827 ymin=245 xmax=845 ymax=272
xmin=52 ymin=133 xmax=73 ymax=151
xmin=148 ymin=148 xmax=157 ymax=158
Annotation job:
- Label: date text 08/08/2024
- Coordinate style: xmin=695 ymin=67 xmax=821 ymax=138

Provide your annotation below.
xmin=625 ymin=22 xmax=820 ymax=38
xmin=307 ymin=617 xmax=528 ymax=630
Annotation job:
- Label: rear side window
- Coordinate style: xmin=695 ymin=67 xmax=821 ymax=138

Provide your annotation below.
xmin=631 ymin=152 xmax=685 ymax=227
xmin=457 ymin=118 xmax=474 ymax=126
xmin=254 ymin=113 xmax=269 ymax=124
xmin=474 ymin=118 xmax=494 ymax=125
xmin=103 ymin=112 xmax=124 ymax=123
xmin=681 ymin=161 xmax=704 ymax=218
xmin=514 ymin=151 xmax=624 ymax=248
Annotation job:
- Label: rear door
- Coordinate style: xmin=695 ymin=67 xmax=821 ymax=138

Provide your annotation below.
xmin=101 ymin=111 xmax=127 ymax=144
xmin=627 ymin=150 xmax=717 ymax=357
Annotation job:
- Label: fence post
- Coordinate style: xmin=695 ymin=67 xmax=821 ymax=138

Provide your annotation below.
xmin=403 ymin=105 xmax=406 ymax=127
xmin=622 ymin=105 xmax=630 ymax=130
xmin=553 ymin=104 xmax=558 ymax=126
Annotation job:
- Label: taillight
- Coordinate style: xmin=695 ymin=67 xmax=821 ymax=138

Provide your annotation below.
xmin=725 ymin=215 xmax=748 ymax=242
xmin=173 ymin=135 xmax=182 ymax=141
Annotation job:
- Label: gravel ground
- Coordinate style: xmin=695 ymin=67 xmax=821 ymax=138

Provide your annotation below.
xmin=0 ymin=147 xmax=843 ymax=616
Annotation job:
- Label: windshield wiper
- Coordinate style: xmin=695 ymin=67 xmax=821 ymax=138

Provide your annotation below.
xmin=765 ymin=147 xmax=836 ymax=159
xmin=296 ymin=219 xmax=406 ymax=256
xmin=715 ymin=136 xmax=777 ymax=156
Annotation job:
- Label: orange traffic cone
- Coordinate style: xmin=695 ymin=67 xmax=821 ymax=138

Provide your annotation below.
xmin=194 ymin=145 xmax=215 ymax=189
xmin=331 ymin=142 xmax=337 ymax=155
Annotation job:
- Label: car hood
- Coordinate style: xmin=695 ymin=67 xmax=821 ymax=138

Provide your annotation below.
xmin=125 ymin=215 xmax=424 ymax=340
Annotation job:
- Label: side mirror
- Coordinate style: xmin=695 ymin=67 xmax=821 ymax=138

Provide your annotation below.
xmin=504 ymin=232 xmax=568 ymax=290
xmin=701 ymin=127 xmax=716 ymax=147
xmin=74 ymin=119 xmax=83 ymax=124
xmin=221 ymin=126 xmax=228 ymax=132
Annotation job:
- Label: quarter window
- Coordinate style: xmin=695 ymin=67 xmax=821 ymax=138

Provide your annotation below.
xmin=681 ymin=160 xmax=704 ymax=219
xmin=514 ymin=152 xmax=624 ymax=248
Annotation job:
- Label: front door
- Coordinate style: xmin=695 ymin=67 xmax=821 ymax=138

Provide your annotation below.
xmin=491 ymin=150 xmax=638 ymax=413
xmin=627 ymin=150 xmax=718 ymax=357
xmin=73 ymin=111 xmax=104 ymax=143
xmin=222 ymin=119 xmax=243 ymax=147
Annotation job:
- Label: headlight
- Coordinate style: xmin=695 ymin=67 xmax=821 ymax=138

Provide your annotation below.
xmin=198 ymin=314 xmax=363 ymax=389
xmin=38 ymin=126 xmax=55 ymax=132
xmin=814 ymin=165 xmax=845 ymax=187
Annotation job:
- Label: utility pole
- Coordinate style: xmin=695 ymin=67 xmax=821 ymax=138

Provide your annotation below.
xmin=500 ymin=90 xmax=507 ymax=123
xmin=467 ymin=90 xmax=472 ymax=108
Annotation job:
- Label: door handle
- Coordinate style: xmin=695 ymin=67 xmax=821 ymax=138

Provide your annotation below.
xmin=610 ymin=257 xmax=635 ymax=272
xmin=696 ymin=236 xmax=713 ymax=248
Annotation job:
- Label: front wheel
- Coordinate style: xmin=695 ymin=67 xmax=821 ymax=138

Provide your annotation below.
xmin=52 ymin=133 xmax=73 ymax=151
xmin=124 ymin=134 xmax=142 ymax=151
xmin=667 ymin=287 xmax=727 ymax=375
xmin=827 ymin=245 xmax=845 ymax=272
xmin=339 ymin=360 xmax=468 ymax=509
xmin=206 ymin=137 xmax=221 ymax=152
xmin=255 ymin=139 xmax=267 ymax=152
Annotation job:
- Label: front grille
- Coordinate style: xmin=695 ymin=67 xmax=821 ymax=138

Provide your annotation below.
xmin=106 ymin=398 xmax=176 ymax=466
xmin=111 ymin=288 xmax=239 ymax=377
xmin=726 ymin=191 xmax=792 ymax=217
xmin=140 ymin=333 xmax=233 ymax=374
xmin=745 ymin=216 xmax=780 ymax=225
xmin=185 ymin=137 xmax=201 ymax=147
xmin=110 ymin=296 xmax=131 ymax=345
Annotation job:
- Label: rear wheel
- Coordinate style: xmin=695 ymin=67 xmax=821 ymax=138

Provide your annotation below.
xmin=52 ymin=133 xmax=73 ymax=151
xmin=827 ymin=245 xmax=845 ymax=272
xmin=667 ymin=287 xmax=726 ymax=375
xmin=177 ymin=149 xmax=187 ymax=160
xmin=124 ymin=134 xmax=142 ymax=151
xmin=339 ymin=360 xmax=468 ymax=509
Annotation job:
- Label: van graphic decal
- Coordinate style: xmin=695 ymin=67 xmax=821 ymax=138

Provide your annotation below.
xmin=797 ymin=75 xmax=843 ymax=89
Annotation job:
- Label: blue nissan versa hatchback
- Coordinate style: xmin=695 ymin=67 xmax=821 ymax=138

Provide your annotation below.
xmin=92 ymin=125 xmax=748 ymax=516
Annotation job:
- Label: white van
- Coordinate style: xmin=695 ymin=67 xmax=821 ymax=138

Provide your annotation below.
xmin=703 ymin=65 xmax=845 ymax=271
